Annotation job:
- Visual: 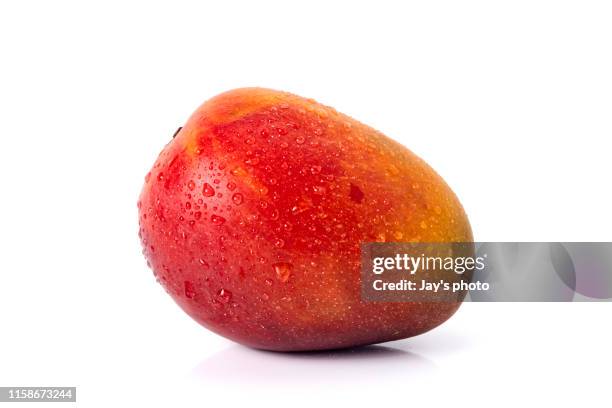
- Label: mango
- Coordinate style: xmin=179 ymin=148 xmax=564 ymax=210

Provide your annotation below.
xmin=138 ymin=88 xmax=472 ymax=351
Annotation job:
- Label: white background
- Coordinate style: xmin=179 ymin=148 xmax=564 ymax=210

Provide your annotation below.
xmin=1 ymin=1 xmax=611 ymax=407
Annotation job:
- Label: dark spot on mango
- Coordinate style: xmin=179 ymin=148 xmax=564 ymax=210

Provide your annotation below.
xmin=349 ymin=183 xmax=364 ymax=204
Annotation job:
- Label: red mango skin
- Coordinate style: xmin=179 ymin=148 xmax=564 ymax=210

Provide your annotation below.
xmin=138 ymin=88 xmax=472 ymax=351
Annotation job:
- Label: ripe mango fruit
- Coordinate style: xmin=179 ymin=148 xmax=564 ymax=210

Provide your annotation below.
xmin=138 ymin=88 xmax=472 ymax=351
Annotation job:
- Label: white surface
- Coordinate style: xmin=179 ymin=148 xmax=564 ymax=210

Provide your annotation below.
xmin=0 ymin=1 xmax=611 ymax=407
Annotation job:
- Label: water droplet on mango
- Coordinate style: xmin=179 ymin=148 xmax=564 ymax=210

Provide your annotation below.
xmin=211 ymin=214 xmax=226 ymax=225
xmin=232 ymin=193 xmax=244 ymax=205
xmin=217 ymin=288 xmax=232 ymax=303
xmin=273 ymin=262 xmax=293 ymax=283
xmin=202 ymin=183 xmax=215 ymax=197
